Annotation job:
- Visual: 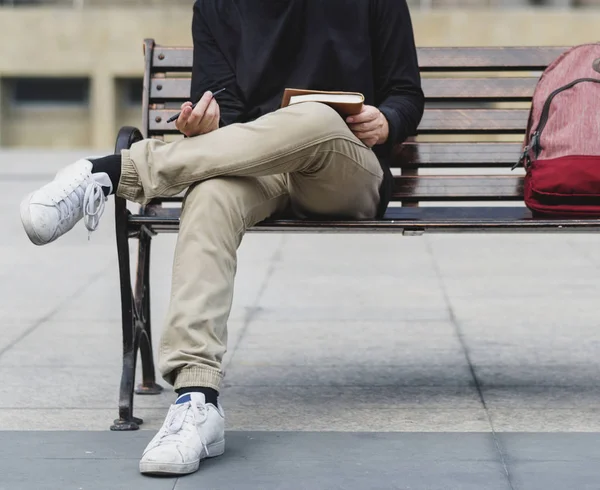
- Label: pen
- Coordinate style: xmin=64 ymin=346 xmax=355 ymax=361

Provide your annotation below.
xmin=167 ymin=88 xmax=227 ymax=123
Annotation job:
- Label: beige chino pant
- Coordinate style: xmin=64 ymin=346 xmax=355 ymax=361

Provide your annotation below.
xmin=117 ymin=102 xmax=383 ymax=390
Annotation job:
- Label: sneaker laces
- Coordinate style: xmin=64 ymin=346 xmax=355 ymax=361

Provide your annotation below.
xmin=54 ymin=185 xmax=83 ymax=229
xmin=156 ymin=402 xmax=209 ymax=454
xmin=50 ymin=172 xmax=107 ymax=238
xmin=83 ymin=180 xmax=107 ymax=234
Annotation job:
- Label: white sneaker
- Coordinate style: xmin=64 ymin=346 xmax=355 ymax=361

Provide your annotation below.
xmin=139 ymin=393 xmax=225 ymax=476
xmin=20 ymin=159 xmax=113 ymax=246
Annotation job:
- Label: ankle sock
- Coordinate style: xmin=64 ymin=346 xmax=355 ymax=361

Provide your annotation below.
xmin=176 ymin=387 xmax=219 ymax=407
xmin=90 ymin=154 xmax=121 ymax=196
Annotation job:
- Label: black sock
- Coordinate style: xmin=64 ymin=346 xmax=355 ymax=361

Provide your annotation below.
xmin=90 ymin=154 xmax=121 ymax=196
xmin=176 ymin=387 xmax=219 ymax=407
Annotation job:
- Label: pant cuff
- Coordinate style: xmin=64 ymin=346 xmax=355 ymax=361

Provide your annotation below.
xmin=116 ymin=149 xmax=144 ymax=202
xmin=174 ymin=366 xmax=223 ymax=391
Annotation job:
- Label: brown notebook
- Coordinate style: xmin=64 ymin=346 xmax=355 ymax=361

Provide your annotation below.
xmin=281 ymin=89 xmax=365 ymax=116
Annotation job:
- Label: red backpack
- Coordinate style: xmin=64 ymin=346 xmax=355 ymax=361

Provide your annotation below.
xmin=518 ymin=43 xmax=600 ymax=217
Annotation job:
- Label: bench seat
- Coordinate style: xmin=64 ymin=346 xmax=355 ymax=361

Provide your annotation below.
xmin=130 ymin=205 xmax=600 ymax=235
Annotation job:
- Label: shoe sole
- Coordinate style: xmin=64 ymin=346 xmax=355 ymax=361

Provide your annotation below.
xmin=20 ymin=193 xmax=44 ymax=246
xmin=139 ymin=439 xmax=225 ymax=476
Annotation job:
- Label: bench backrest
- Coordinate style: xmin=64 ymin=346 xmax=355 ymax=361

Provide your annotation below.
xmin=141 ymin=39 xmax=567 ymax=207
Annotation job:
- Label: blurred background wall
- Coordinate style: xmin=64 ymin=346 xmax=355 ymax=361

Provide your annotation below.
xmin=0 ymin=0 xmax=598 ymax=149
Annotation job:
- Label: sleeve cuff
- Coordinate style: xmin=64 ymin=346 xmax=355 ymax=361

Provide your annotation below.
xmin=378 ymin=105 xmax=400 ymax=154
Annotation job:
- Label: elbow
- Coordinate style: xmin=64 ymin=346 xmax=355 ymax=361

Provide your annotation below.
xmin=413 ymin=88 xmax=425 ymax=129
xmin=408 ymin=87 xmax=425 ymax=137
xmin=402 ymin=89 xmax=425 ymax=139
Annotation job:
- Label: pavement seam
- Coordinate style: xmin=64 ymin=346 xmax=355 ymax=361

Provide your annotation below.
xmin=0 ymin=258 xmax=116 ymax=360
xmin=222 ymin=235 xmax=287 ymax=372
xmin=425 ymin=237 xmax=516 ymax=490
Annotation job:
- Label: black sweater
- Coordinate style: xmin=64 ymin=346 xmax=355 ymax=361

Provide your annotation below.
xmin=191 ymin=0 xmax=424 ymax=216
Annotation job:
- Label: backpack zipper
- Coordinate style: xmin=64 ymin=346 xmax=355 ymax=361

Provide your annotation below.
xmin=513 ymin=78 xmax=600 ymax=170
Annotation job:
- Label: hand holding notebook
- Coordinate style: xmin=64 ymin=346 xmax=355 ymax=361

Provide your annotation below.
xmin=281 ymin=88 xmax=388 ymax=148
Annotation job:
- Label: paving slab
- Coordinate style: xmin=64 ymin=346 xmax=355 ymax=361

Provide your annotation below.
xmin=223 ymin=362 xmax=474 ymax=388
xmin=474 ymin=362 xmax=600 ymax=388
xmin=0 ymin=432 xmax=510 ymax=490
xmin=233 ymin=320 xmax=464 ymax=366
xmin=499 ymin=432 xmax=600 ymax=461
xmin=500 ymin=433 xmax=600 ymax=490
xmin=0 ymin=254 xmax=115 ymax=322
xmin=441 ymin=274 xmax=600 ymax=301
xmin=0 ymin=321 xmax=123 ymax=367
xmin=0 ymin=320 xmax=37 ymax=354
xmin=490 ymin=409 xmax=600 ymax=432
xmin=448 ymin=296 xmax=600 ymax=328
xmin=3 ymin=431 xmax=600 ymax=489
xmin=223 ymin=385 xmax=482 ymax=410
xmin=225 ymin=407 xmax=491 ymax=432
xmin=568 ymin=235 xmax=600 ymax=264
xmin=0 ymin=408 xmax=170 ymax=431
xmin=50 ymin=233 xmax=281 ymax=326
xmin=0 ymin=459 xmax=175 ymax=490
xmin=454 ymin=323 xmax=600 ymax=387
xmin=274 ymin=234 xmax=437 ymax=274
xmin=222 ymin=381 xmax=488 ymax=432
xmin=507 ymin=462 xmax=600 ymax=490
xmin=0 ymin=319 xmax=246 ymax=369
xmin=483 ymin=385 xmax=600 ymax=409
xmin=253 ymin=304 xmax=451 ymax=322
xmin=256 ymin=233 xmax=448 ymax=322
xmin=0 ymin=367 xmax=123 ymax=410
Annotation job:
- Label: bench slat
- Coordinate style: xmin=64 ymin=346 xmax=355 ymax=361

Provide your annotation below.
xmin=394 ymin=143 xmax=522 ymax=168
xmin=152 ymin=47 xmax=192 ymax=71
xmin=417 ymin=47 xmax=567 ymax=72
xmin=151 ymin=46 xmax=566 ymax=72
xmin=150 ymin=78 xmax=190 ymax=100
xmin=394 ymin=175 xmax=523 ymax=201
xmin=130 ymin=206 xmax=600 ymax=233
xmin=419 ymin=109 xmax=529 ymax=133
xmin=150 ymin=77 xmax=540 ymax=102
xmin=148 ymin=108 xmax=530 ymax=134
xmin=422 ymin=77 xmax=538 ymax=101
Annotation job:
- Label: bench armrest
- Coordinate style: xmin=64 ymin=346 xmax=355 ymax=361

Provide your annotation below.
xmin=114 ymin=126 xmax=144 ymax=154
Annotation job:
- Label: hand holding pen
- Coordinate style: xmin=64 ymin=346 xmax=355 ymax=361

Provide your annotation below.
xmin=171 ymin=88 xmax=226 ymax=138
xmin=167 ymin=88 xmax=227 ymax=123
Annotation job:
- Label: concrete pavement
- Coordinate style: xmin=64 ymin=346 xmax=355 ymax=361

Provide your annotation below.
xmin=2 ymin=150 xmax=600 ymax=488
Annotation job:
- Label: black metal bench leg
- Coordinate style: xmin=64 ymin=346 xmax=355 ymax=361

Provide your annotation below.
xmin=111 ymin=196 xmax=143 ymax=431
xmin=135 ymin=230 xmax=163 ymax=396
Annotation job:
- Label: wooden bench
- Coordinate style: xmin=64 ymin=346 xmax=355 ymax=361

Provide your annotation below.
xmin=110 ymin=39 xmax=600 ymax=430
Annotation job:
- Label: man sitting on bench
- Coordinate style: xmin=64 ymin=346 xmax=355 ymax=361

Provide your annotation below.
xmin=19 ymin=0 xmax=424 ymax=477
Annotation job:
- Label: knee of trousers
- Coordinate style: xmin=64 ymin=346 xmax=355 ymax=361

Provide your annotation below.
xmin=180 ymin=178 xmax=246 ymax=232
xmin=293 ymin=102 xmax=353 ymax=137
